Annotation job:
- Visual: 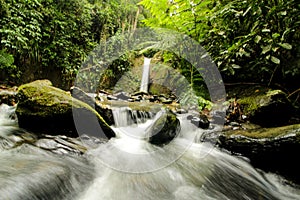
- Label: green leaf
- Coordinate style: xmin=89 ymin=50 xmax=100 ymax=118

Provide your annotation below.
xmin=280 ymin=11 xmax=287 ymax=16
xmin=261 ymin=45 xmax=272 ymax=54
xmin=272 ymin=33 xmax=280 ymax=39
xmin=278 ymin=43 xmax=292 ymax=50
xmin=232 ymin=64 xmax=241 ymax=69
xmin=262 ymin=29 xmax=271 ymax=33
xmin=271 ymin=56 xmax=280 ymax=64
xmin=254 ymin=35 xmax=261 ymax=43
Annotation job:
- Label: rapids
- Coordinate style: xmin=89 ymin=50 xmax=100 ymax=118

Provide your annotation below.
xmin=0 ymin=104 xmax=300 ymax=200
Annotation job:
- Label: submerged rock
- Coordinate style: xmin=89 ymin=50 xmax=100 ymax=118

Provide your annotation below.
xmin=16 ymin=80 xmax=115 ymax=139
xmin=215 ymin=124 xmax=300 ymax=184
xmin=148 ymin=110 xmax=181 ymax=146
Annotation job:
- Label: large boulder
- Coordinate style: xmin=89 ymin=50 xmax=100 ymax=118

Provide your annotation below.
xmin=214 ymin=124 xmax=300 ymax=184
xmin=148 ymin=110 xmax=181 ymax=146
xmin=227 ymin=85 xmax=293 ymax=127
xmin=16 ymin=80 xmax=115 ymax=139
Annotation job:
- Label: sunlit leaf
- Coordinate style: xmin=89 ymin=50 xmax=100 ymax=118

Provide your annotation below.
xmin=254 ymin=35 xmax=261 ymax=43
xmin=262 ymin=29 xmax=271 ymax=33
xmin=271 ymin=56 xmax=280 ymax=64
xmin=261 ymin=45 xmax=272 ymax=54
xmin=278 ymin=43 xmax=292 ymax=50
xmin=232 ymin=64 xmax=241 ymax=69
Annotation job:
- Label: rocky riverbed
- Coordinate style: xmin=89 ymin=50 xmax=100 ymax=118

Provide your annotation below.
xmin=1 ymin=79 xmax=300 ymax=185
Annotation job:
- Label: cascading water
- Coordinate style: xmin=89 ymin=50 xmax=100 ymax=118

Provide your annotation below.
xmin=140 ymin=57 xmax=151 ymax=93
xmin=1 ymin=104 xmax=300 ymax=199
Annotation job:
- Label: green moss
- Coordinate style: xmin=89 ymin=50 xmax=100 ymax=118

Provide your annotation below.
xmin=17 ymin=80 xmax=109 ymax=127
xmin=238 ymin=95 xmax=263 ymax=114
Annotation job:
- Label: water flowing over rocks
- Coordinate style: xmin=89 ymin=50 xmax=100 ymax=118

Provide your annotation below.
xmin=16 ymin=80 xmax=115 ymax=138
xmin=213 ymin=123 xmax=300 ymax=184
xmin=0 ymin=86 xmax=17 ymax=106
xmin=148 ymin=110 xmax=181 ymax=146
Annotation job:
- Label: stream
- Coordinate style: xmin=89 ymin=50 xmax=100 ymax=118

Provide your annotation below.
xmin=0 ymin=104 xmax=300 ymax=200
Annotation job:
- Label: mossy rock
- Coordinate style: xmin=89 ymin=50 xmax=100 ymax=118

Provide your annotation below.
xmin=148 ymin=110 xmax=181 ymax=146
xmin=216 ymin=124 xmax=300 ymax=184
xmin=16 ymin=80 xmax=115 ymax=139
xmin=227 ymin=85 xmax=293 ymax=127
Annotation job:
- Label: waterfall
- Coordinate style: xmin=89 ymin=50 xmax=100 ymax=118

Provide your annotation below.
xmin=140 ymin=57 xmax=151 ymax=93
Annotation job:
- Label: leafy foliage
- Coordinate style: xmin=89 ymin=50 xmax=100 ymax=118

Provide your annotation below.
xmin=0 ymin=0 xmax=141 ymax=87
xmin=205 ymin=0 xmax=300 ymax=84
xmin=140 ymin=0 xmax=300 ymax=86
xmin=0 ymin=49 xmax=20 ymax=82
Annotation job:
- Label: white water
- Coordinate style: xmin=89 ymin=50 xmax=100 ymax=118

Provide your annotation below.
xmin=140 ymin=57 xmax=151 ymax=93
xmin=78 ymin=107 xmax=300 ymax=200
xmin=1 ymin=104 xmax=300 ymax=199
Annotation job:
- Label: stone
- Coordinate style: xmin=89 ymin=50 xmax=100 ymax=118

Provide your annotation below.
xmin=226 ymin=85 xmax=294 ymax=127
xmin=0 ymin=90 xmax=17 ymax=106
xmin=214 ymin=124 xmax=300 ymax=184
xmin=175 ymin=108 xmax=188 ymax=114
xmin=148 ymin=110 xmax=181 ymax=146
xmin=114 ymin=92 xmax=130 ymax=101
xmin=190 ymin=114 xmax=210 ymax=129
xmin=16 ymin=80 xmax=115 ymax=139
xmin=70 ymin=86 xmax=94 ymax=107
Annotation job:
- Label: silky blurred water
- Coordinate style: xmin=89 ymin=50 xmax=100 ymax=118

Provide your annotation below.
xmin=0 ymin=104 xmax=300 ymax=200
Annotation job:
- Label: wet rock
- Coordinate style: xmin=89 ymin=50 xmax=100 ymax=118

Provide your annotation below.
xmin=215 ymin=124 xmax=300 ymax=184
xmin=227 ymin=86 xmax=294 ymax=127
xmin=94 ymin=101 xmax=115 ymax=126
xmin=175 ymin=108 xmax=188 ymax=114
xmin=16 ymin=80 xmax=115 ymax=139
xmin=114 ymin=92 xmax=130 ymax=101
xmin=211 ymin=111 xmax=226 ymax=125
xmin=107 ymin=95 xmax=118 ymax=101
xmin=186 ymin=115 xmax=194 ymax=120
xmin=35 ymin=135 xmax=87 ymax=155
xmin=70 ymin=86 xmax=115 ymax=126
xmin=70 ymin=86 xmax=94 ymax=107
xmin=190 ymin=114 xmax=210 ymax=129
xmin=0 ymin=90 xmax=17 ymax=106
xmin=148 ymin=110 xmax=181 ymax=146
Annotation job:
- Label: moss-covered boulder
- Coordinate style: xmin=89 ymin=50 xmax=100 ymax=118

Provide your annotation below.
xmin=227 ymin=85 xmax=293 ymax=127
xmin=16 ymin=80 xmax=115 ymax=139
xmin=215 ymin=124 xmax=300 ymax=184
xmin=148 ymin=110 xmax=181 ymax=146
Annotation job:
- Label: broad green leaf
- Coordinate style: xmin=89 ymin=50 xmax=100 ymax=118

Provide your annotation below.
xmin=272 ymin=33 xmax=280 ymax=39
xmin=278 ymin=43 xmax=292 ymax=50
xmin=261 ymin=45 xmax=272 ymax=54
xmin=271 ymin=56 xmax=280 ymax=64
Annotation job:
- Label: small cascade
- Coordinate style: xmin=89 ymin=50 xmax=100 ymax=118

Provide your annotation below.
xmin=111 ymin=107 xmax=158 ymax=140
xmin=140 ymin=57 xmax=151 ymax=93
xmin=112 ymin=107 xmax=133 ymax=127
xmin=112 ymin=107 xmax=153 ymax=128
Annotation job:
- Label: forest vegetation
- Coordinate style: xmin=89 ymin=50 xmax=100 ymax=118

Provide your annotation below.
xmin=0 ymin=0 xmax=299 ymax=102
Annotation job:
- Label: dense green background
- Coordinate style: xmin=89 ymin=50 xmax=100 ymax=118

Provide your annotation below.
xmin=0 ymin=0 xmax=299 ymax=99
